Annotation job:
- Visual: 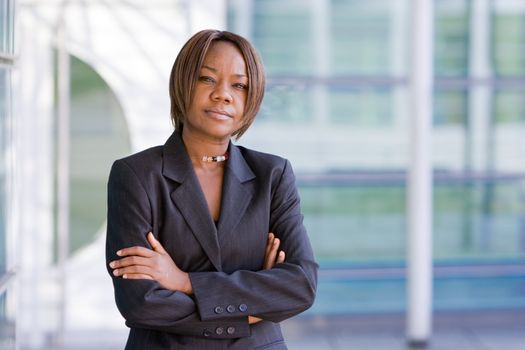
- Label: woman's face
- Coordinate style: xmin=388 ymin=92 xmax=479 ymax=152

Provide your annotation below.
xmin=184 ymin=40 xmax=248 ymax=142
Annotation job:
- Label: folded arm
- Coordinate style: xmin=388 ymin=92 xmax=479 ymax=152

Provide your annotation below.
xmin=110 ymin=231 xmax=285 ymax=325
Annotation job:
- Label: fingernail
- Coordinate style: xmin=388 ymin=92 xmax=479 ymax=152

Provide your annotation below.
xmin=274 ymin=239 xmax=279 ymax=245
xmin=113 ymin=269 xmax=119 ymax=276
xmin=122 ymin=274 xmax=128 ymax=279
xmin=116 ymin=250 xmax=122 ymax=256
xmin=109 ymin=262 xmax=115 ymax=268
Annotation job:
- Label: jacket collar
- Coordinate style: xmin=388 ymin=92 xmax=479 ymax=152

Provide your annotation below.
xmin=161 ymin=131 xmax=193 ymax=183
xmin=161 ymin=131 xmax=255 ymax=184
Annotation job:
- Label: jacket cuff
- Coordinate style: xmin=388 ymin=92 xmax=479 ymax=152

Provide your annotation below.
xmin=190 ymin=272 xmax=252 ymax=322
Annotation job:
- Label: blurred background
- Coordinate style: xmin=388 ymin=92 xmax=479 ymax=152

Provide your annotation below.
xmin=1 ymin=0 xmax=525 ymax=349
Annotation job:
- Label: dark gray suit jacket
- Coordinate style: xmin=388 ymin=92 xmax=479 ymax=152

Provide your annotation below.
xmin=106 ymin=132 xmax=318 ymax=349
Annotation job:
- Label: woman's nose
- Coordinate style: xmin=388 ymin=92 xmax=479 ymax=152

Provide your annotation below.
xmin=211 ymin=83 xmax=232 ymax=103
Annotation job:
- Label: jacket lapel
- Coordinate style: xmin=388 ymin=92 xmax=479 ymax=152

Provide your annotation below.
xmin=162 ymin=132 xmax=222 ymax=271
xmin=216 ymin=143 xmax=256 ymax=243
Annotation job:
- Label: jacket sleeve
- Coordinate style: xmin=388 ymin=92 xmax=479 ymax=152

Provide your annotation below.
xmin=189 ymin=159 xmax=318 ymax=323
xmin=106 ymin=159 xmax=250 ymax=339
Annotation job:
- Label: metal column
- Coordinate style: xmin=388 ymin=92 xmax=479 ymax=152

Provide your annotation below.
xmin=407 ymin=0 xmax=434 ymax=346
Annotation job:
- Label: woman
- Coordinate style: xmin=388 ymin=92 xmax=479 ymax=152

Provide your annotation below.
xmin=106 ymin=29 xmax=318 ymax=350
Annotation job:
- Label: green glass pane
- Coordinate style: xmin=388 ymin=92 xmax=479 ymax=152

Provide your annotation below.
xmin=301 ymin=185 xmax=406 ymax=263
xmin=433 ymin=89 xmax=467 ymax=125
xmin=434 ymin=180 xmax=525 ymax=260
xmin=0 ymin=0 xmax=14 ymax=54
xmin=495 ymin=89 xmax=525 ymax=123
xmin=258 ymin=84 xmax=314 ymax=123
xmin=330 ymin=0 xmax=394 ymax=75
xmin=330 ymin=87 xmax=393 ymax=126
xmin=493 ymin=15 xmax=525 ymax=76
xmin=252 ymin=0 xmax=312 ymax=75
xmin=434 ymin=0 xmax=469 ymax=77
xmin=303 ymin=179 xmax=525 ymax=263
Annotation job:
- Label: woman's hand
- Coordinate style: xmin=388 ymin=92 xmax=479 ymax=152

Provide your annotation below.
xmin=249 ymin=232 xmax=286 ymax=325
xmin=263 ymin=232 xmax=285 ymax=269
xmin=109 ymin=232 xmax=193 ymax=294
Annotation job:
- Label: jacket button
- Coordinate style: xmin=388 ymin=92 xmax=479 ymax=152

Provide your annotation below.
xmin=227 ymin=326 xmax=235 ymax=335
xmin=226 ymin=304 xmax=236 ymax=313
xmin=214 ymin=306 xmax=224 ymax=314
xmin=203 ymin=329 xmax=212 ymax=337
xmin=215 ymin=327 xmax=224 ymax=335
xmin=239 ymin=303 xmax=248 ymax=312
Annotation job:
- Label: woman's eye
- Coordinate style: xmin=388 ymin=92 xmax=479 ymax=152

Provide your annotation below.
xmin=199 ymin=76 xmax=214 ymax=83
xmin=234 ymin=83 xmax=248 ymax=90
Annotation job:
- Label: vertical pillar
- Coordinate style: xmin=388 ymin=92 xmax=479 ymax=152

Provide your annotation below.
xmin=407 ymin=0 xmax=434 ymax=347
xmin=467 ymin=0 xmax=493 ymax=250
xmin=56 ymin=14 xmax=70 ymax=348
xmin=468 ymin=0 xmax=492 ymax=173
xmin=16 ymin=5 xmax=56 ymax=348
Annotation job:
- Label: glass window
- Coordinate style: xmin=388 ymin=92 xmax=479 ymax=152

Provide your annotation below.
xmin=329 ymin=86 xmax=394 ymax=126
xmin=433 ymin=89 xmax=467 ymax=125
xmin=252 ymin=0 xmax=313 ymax=76
xmin=258 ymin=83 xmax=314 ymax=123
xmin=68 ymin=55 xmax=131 ymax=253
xmin=302 ymin=183 xmax=406 ymax=263
xmin=434 ymin=0 xmax=469 ymax=77
xmin=331 ymin=0 xmax=402 ymax=76
xmin=495 ymin=89 xmax=525 ymax=124
xmin=0 ymin=0 xmax=14 ymax=54
xmin=493 ymin=9 xmax=525 ymax=76
xmin=434 ymin=179 xmax=525 ymax=260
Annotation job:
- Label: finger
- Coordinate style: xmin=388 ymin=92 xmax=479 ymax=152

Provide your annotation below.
xmin=109 ymin=256 xmax=151 ymax=269
xmin=248 ymin=316 xmax=263 ymax=324
xmin=276 ymin=250 xmax=285 ymax=264
xmin=113 ymin=265 xmax=154 ymax=277
xmin=264 ymin=238 xmax=280 ymax=269
xmin=264 ymin=235 xmax=274 ymax=267
xmin=265 ymin=233 xmax=275 ymax=257
xmin=147 ymin=232 xmax=168 ymax=254
xmin=117 ymin=246 xmax=155 ymax=258
xmin=263 ymin=236 xmax=277 ymax=269
xmin=122 ymin=273 xmax=154 ymax=280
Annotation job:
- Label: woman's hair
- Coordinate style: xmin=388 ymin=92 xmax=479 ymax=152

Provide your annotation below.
xmin=169 ymin=29 xmax=266 ymax=140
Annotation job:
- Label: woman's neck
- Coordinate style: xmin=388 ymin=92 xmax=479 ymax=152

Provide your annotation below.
xmin=181 ymin=130 xmax=230 ymax=168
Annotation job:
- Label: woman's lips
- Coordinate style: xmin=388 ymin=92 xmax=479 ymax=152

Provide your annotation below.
xmin=205 ymin=109 xmax=232 ymax=120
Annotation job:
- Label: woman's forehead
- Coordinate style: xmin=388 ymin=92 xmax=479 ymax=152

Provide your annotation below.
xmin=201 ymin=41 xmax=247 ymax=75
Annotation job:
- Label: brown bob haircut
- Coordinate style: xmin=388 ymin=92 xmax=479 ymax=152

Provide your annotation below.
xmin=169 ymin=29 xmax=266 ymax=140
